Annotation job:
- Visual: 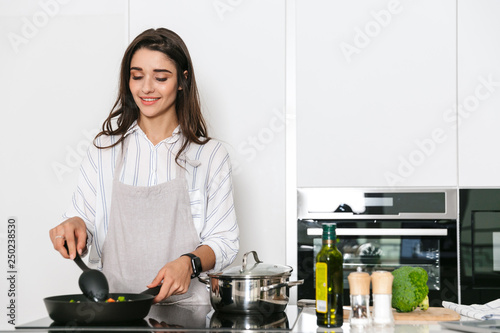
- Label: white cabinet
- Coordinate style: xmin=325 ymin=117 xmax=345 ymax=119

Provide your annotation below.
xmin=129 ymin=0 xmax=287 ymax=265
xmin=296 ymin=0 xmax=457 ymax=187
xmin=458 ymin=0 xmax=500 ymax=187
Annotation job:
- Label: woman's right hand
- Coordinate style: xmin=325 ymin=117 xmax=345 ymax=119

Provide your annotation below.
xmin=49 ymin=217 xmax=87 ymax=260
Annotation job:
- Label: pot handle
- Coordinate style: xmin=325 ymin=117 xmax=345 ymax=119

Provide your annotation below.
xmin=198 ymin=275 xmax=209 ymax=284
xmin=197 ymin=275 xmax=212 ymax=293
xmin=240 ymin=251 xmax=263 ymax=272
xmin=261 ymin=279 xmax=304 ymax=292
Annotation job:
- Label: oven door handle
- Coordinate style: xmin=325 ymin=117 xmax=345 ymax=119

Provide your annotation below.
xmin=307 ymin=228 xmax=448 ymax=237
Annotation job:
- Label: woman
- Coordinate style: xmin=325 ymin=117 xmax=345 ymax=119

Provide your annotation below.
xmin=49 ymin=28 xmax=239 ymax=305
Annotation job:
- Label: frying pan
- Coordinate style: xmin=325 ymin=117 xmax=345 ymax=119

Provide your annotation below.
xmin=44 ymin=286 xmax=160 ymax=325
xmin=44 ymin=243 xmax=159 ymax=324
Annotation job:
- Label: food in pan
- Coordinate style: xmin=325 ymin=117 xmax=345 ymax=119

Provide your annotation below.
xmin=105 ymin=296 xmax=127 ymax=302
xmin=68 ymin=296 xmax=128 ymax=303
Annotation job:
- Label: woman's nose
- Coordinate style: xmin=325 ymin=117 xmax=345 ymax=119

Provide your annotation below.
xmin=142 ymin=78 xmax=154 ymax=93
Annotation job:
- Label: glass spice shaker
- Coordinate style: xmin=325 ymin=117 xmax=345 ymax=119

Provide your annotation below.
xmin=371 ymin=270 xmax=395 ymax=327
xmin=347 ymin=269 xmax=371 ymax=328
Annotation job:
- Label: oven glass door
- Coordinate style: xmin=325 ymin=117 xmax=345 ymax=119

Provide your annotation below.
xmin=460 ymin=189 xmax=500 ymax=304
xmin=297 ymin=219 xmax=458 ymax=307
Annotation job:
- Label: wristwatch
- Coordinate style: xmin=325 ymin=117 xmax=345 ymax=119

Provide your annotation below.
xmin=181 ymin=253 xmax=202 ymax=278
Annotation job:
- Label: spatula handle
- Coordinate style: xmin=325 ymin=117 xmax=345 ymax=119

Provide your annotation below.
xmin=63 ymin=242 xmax=90 ymax=272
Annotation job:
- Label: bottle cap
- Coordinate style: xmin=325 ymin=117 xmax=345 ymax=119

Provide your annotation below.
xmin=371 ymin=270 xmax=393 ymax=294
xmin=347 ymin=271 xmax=370 ymax=295
xmin=321 ymin=223 xmax=336 ymax=240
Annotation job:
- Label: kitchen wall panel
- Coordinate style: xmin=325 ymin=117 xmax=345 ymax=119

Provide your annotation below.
xmin=296 ymin=0 xmax=457 ymax=187
xmin=129 ymin=0 xmax=287 ymax=269
xmin=458 ymin=0 xmax=500 ymax=187
xmin=0 ymin=0 xmax=128 ymax=327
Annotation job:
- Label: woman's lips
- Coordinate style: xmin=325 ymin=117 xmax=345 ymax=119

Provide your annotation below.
xmin=140 ymin=97 xmax=160 ymax=106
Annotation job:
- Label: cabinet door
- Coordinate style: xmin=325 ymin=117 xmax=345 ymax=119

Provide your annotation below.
xmin=296 ymin=0 xmax=457 ymax=187
xmin=458 ymin=0 xmax=500 ymax=187
xmin=130 ymin=0 xmax=287 ymax=265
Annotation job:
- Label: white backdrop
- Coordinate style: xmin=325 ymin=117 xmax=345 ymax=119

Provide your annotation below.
xmin=0 ymin=0 xmax=286 ymax=327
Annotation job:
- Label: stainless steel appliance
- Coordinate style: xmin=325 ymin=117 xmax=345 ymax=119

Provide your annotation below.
xmin=460 ymin=188 xmax=500 ymax=304
xmin=297 ymin=188 xmax=459 ymax=307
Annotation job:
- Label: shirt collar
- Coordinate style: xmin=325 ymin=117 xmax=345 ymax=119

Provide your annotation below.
xmin=125 ymin=120 xmax=182 ymax=145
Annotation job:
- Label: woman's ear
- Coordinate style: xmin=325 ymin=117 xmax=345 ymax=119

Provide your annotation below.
xmin=179 ymin=70 xmax=188 ymax=91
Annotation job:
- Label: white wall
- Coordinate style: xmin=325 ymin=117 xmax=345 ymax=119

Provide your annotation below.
xmin=0 ymin=0 xmax=128 ymax=327
xmin=0 ymin=0 xmax=285 ymax=328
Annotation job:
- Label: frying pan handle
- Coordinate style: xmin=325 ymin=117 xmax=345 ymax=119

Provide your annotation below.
xmin=141 ymin=284 xmax=162 ymax=296
xmin=261 ymin=279 xmax=304 ymax=292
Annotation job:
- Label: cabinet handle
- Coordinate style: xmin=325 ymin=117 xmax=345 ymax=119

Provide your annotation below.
xmin=306 ymin=228 xmax=448 ymax=237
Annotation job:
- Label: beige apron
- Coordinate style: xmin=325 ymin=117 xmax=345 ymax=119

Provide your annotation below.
xmin=101 ymin=137 xmax=209 ymax=305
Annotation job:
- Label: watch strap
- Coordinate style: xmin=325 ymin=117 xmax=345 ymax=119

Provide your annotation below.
xmin=181 ymin=253 xmax=201 ymax=278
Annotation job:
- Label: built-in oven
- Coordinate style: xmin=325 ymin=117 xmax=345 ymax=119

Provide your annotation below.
xmin=460 ymin=188 xmax=500 ymax=304
xmin=297 ymin=188 xmax=459 ymax=307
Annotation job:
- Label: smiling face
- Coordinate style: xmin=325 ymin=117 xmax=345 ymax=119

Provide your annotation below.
xmin=129 ymin=48 xmax=181 ymax=123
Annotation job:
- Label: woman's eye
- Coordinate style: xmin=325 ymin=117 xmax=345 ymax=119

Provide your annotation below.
xmin=156 ymin=78 xmax=167 ymax=82
xmin=131 ymin=76 xmax=143 ymax=80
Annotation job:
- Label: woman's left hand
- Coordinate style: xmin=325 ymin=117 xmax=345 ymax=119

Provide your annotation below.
xmin=148 ymin=256 xmax=193 ymax=303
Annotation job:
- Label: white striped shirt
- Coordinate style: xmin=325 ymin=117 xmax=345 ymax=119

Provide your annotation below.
xmin=63 ymin=122 xmax=239 ymax=272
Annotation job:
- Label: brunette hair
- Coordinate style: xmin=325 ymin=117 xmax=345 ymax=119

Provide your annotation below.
xmin=94 ymin=28 xmax=209 ymax=162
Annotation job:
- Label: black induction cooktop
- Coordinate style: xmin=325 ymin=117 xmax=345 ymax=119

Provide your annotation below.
xmin=17 ymin=304 xmax=301 ymax=331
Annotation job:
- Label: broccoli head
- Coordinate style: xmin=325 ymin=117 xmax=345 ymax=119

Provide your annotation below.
xmin=418 ymin=295 xmax=429 ymax=311
xmin=391 ymin=266 xmax=429 ymax=312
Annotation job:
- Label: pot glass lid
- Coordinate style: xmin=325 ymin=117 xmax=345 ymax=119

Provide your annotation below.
xmin=211 ymin=251 xmax=293 ymax=278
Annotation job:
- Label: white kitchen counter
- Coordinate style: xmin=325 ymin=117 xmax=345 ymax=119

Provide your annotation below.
xmin=13 ymin=305 xmax=480 ymax=332
xmin=293 ymin=307 xmax=475 ymax=333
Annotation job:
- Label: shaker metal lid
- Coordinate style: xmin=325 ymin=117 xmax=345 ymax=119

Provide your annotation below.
xmin=209 ymin=251 xmax=293 ymax=278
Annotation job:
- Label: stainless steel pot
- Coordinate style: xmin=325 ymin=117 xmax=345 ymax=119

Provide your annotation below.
xmin=202 ymin=251 xmax=303 ymax=314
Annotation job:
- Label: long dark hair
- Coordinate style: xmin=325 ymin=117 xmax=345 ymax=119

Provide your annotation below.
xmin=94 ymin=28 xmax=210 ymax=163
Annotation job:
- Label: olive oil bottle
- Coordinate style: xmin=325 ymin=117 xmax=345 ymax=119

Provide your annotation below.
xmin=315 ymin=223 xmax=343 ymax=328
